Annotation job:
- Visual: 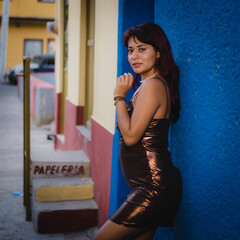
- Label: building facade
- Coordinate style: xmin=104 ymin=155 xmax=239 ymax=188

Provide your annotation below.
xmin=0 ymin=0 xmax=55 ymax=71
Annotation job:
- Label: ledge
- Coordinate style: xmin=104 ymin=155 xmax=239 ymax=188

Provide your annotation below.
xmin=4 ymin=17 xmax=55 ymax=22
xmin=76 ymin=125 xmax=91 ymax=142
xmin=56 ymin=134 xmax=65 ymax=144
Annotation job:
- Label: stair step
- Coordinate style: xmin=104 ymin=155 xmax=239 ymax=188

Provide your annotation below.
xmin=76 ymin=125 xmax=91 ymax=158
xmin=32 ymin=199 xmax=98 ymax=233
xmin=31 ymin=150 xmax=90 ymax=178
xmin=76 ymin=125 xmax=91 ymax=141
xmin=33 ymin=177 xmax=94 ymax=202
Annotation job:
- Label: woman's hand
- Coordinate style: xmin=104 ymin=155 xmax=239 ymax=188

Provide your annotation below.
xmin=114 ymin=73 xmax=134 ymax=97
xmin=116 ymin=78 xmax=165 ymax=146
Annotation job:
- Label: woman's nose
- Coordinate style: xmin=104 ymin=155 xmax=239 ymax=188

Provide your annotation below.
xmin=131 ymin=50 xmax=139 ymax=59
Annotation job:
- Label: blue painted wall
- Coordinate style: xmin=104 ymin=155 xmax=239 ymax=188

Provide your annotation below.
xmin=155 ymin=0 xmax=240 ymax=239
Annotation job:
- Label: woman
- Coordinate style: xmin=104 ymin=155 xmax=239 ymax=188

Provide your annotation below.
xmin=94 ymin=22 xmax=182 ymax=240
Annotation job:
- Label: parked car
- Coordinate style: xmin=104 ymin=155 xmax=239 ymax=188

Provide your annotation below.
xmin=5 ymin=63 xmax=38 ymax=85
xmin=5 ymin=55 xmax=55 ymax=85
xmin=31 ymin=55 xmax=55 ymax=73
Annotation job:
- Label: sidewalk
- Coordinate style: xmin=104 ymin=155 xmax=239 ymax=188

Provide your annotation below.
xmin=0 ymin=82 xmax=98 ymax=240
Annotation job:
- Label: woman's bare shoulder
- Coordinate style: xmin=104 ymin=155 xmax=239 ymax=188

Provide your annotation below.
xmin=140 ymin=77 xmax=168 ymax=94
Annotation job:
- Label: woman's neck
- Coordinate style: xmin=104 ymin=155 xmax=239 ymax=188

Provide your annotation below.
xmin=140 ymin=72 xmax=158 ymax=83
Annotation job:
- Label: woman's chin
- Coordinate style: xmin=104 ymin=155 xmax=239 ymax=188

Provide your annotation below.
xmin=132 ymin=69 xmax=143 ymax=75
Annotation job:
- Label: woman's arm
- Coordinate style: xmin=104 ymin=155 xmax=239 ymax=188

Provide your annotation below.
xmin=115 ymin=74 xmax=166 ymax=146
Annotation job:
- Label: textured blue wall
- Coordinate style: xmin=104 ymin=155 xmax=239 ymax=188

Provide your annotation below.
xmin=155 ymin=0 xmax=240 ymax=239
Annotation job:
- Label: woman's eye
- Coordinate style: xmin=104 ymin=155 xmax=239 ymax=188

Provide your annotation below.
xmin=139 ymin=48 xmax=145 ymax=52
xmin=128 ymin=49 xmax=133 ymax=53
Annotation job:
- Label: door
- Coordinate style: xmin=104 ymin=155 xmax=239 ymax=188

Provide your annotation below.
xmin=84 ymin=0 xmax=95 ymax=128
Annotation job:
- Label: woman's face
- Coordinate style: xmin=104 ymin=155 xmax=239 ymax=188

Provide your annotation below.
xmin=127 ymin=37 xmax=160 ymax=78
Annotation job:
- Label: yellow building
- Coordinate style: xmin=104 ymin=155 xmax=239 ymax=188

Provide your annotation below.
xmin=0 ymin=0 xmax=55 ymax=72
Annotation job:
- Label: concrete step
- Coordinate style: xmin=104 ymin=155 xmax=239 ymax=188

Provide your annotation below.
xmin=30 ymin=121 xmax=90 ymax=178
xmin=31 ymin=150 xmax=90 ymax=178
xmin=76 ymin=125 xmax=92 ymax=159
xmin=76 ymin=125 xmax=91 ymax=141
xmin=32 ymin=177 xmax=94 ymax=202
xmin=29 ymin=122 xmax=98 ymax=233
xmin=32 ymin=199 xmax=98 ymax=233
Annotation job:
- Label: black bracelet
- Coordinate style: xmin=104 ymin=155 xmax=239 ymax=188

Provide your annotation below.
xmin=114 ymin=96 xmax=126 ymax=101
xmin=114 ymin=99 xmax=126 ymax=106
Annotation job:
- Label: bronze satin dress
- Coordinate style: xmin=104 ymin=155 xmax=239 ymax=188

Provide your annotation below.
xmin=111 ymin=80 xmax=182 ymax=228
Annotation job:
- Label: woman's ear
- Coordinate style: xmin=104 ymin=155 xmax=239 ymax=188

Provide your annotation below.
xmin=157 ymin=51 xmax=160 ymax=59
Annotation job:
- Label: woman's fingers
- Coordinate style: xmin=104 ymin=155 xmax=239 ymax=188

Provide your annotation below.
xmin=115 ymin=73 xmax=133 ymax=97
xmin=122 ymin=73 xmax=129 ymax=85
xmin=128 ymin=73 xmax=133 ymax=88
xmin=118 ymin=73 xmax=132 ymax=85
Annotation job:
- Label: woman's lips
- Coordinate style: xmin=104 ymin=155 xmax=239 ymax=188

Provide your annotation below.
xmin=132 ymin=63 xmax=142 ymax=68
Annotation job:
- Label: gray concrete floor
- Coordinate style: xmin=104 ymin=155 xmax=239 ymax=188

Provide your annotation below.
xmin=0 ymin=82 xmax=98 ymax=240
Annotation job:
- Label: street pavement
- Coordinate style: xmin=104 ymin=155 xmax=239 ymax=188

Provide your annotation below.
xmin=0 ymin=81 xmax=98 ymax=240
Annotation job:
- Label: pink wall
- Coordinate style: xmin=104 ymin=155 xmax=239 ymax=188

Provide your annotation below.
xmin=91 ymin=118 xmax=113 ymax=226
xmin=53 ymin=97 xmax=113 ymax=226
xmin=55 ymin=98 xmax=84 ymax=150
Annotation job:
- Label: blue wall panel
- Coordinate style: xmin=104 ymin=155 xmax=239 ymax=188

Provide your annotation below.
xmin=155 ymin=1 xmax=240 ymax=239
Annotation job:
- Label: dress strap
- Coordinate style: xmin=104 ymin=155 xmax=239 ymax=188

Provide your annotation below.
xmin=155 ymin=77 xmax=169 ymax=119
xmin=130 ymin=77 xmax=169 ymax=118
xmin=130 ymin=87 xmax=140 ymax=102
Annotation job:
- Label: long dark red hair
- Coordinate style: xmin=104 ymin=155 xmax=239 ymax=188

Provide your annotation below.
xmin=123 ymin=22 xmax=180 ymax=123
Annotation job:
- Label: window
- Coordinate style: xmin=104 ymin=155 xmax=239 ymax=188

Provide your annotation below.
xmin=42 ymin=58 xmax=55 ymax=69
xmin=64 ymin=0 xmax=69 ymax=69
xmin=38 ymin=0 xmax=55 ymax=3
xmin=48 ymin=39 xmax=55 ymax=55
xmin=24 ymin=40 xmax=42 ymax=58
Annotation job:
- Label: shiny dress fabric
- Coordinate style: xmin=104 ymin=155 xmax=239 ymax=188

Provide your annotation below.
xmin=111 ymin=101 xmax=182 ymax=228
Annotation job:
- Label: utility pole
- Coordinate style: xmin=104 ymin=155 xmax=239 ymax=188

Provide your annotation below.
xmin=0 ymin=0 xmax=10 ymax=82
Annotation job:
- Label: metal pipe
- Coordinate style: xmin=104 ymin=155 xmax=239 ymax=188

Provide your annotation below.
xmin=23 ymin=57 xmax=31 ymax=221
